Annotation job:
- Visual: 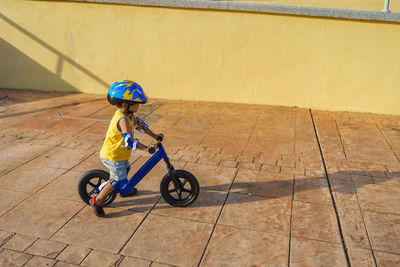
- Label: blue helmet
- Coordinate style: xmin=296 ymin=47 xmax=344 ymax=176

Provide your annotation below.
xmin=107 ymin=80 xmax=148 ymax=106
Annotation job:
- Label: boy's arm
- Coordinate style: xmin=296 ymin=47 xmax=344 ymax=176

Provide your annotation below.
xmin=135 ymin=117 xmax=163 ymax=140
xmin=118 ymin=117 xmax=137 ymax=149
xmin=119 ymin=117 xmax=152 ymax=151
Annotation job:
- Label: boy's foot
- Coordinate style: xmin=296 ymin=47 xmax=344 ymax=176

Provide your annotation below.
xmin=119 ymin=188 xmax=138 ymax=197
xmin=89 ymin=197 xmax=105 ymax=217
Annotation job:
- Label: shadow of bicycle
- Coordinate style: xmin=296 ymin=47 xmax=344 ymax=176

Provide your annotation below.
xmin=105 ymin=170 xmax=400 ymax=218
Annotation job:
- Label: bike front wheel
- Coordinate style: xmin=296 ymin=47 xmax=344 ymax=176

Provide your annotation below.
xmin=160 ymin=170 xmax=200 ymax=207
xmin=78 ymin=169 xmax=116 ymax=206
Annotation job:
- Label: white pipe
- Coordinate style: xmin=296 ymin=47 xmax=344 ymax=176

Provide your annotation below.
xmin=383 ymin=0 xmax=390 ymax=12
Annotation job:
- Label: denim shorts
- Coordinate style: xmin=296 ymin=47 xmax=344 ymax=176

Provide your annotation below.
xmin=100 ymin=155 xmax=129 ymax=182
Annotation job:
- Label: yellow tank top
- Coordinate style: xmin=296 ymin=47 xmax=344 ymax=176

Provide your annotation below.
xmin=100 ymin=110 xmax=135 ymax=161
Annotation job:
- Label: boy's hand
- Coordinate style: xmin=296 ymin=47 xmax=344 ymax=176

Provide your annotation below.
xmin=155 ymin=134 xmax=164 ymax=141
xmin=148 ymin=143 xmax=158 ymax=154
xmin=135 ymin=117 xmax=148 ymax=132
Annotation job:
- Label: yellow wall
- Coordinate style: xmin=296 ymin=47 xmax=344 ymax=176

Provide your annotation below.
xmin=0 ymin=0 xmax=399 ymax=115
xmin=231 ymin=0 xmax=400 ymax=12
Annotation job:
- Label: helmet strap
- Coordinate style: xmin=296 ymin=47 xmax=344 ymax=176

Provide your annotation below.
xmin=126 ymin=104 xmax=133 ymax=115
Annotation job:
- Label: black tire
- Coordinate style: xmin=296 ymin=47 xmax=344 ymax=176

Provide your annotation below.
xmin=78 ymin=169 xmax=116 ymax=206
xmin=160 ymin=170 xmax=200 ymax=207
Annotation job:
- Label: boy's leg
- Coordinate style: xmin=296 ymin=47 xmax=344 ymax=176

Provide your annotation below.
xmin=120 ymin=161 xmax=137 ymax=197
xmin=91 ymin=157 xmax=125 ymax=217
xmin=95 ymin=183 xmax=114 ymax=202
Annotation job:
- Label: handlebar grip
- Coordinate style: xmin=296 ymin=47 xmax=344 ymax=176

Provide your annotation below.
xmin=156 ymin=135 xmax=163 ymax=142
xmin=148 ymin=146 xmax=156 ymax=154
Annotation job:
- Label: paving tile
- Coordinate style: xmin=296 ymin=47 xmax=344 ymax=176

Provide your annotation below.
xmin=218 ymin=159 xmax=237 ymax=168
xmin=218 ymin=193 xmax=291 ymax=235
xmin=373 ymin=176 xmax=400 ymax=186
xmin=51 ymin=206 xmax=145 ymax=254
xmin=237 ymin=161 xmax=261 ymax=171
xmin=56 ymin=245 xmax=91 ymax=265
xmin=247 ymin=137 xmax=294 ymax=154
xmin=281 ymin=166 xmax=306 ymax=176
xmin=165 ymin=129 xmax=206 ymax=146
xmin=0 ymin=160 xmax=22 ymax=176
xmin=48 ymin=117 xmax=97 ymax=133
xmin=0 ymin=166 xmax=65 ymax=193
xmin=201 ymin=134 xmax=248 ymax=151
xmin=259 ymin=152 xmax=281 ymax=165
xmin=0 ymin=188 xmax=32 ymax=216
xmin=81 ymin=249 xmax=122 ymax=266
xmin=79 ymin=120 xmax=109 ymax=136
xmin=184 ymin=163 xmax=237 ymax=191
xmin=294 ymin=177 xmax=331 ymax=205
xmin=109 ymin=192 xmax=161 ymax=213
xmin=0 ymin=143 xmax=51 ymax=164
xmin=60 ymin=100 xmax=107 ymax=118
xmin=364 ymin=211 xmax=400 ymax=254
xmin=122 ymin=214 xmax=213 ymax=267
xmin=2 ymin=90 xmax=400 ymax=267
xmin=88 ymin=105 xmax=116 ymax=119
xmin=1 ymin=233 xmax=37 ymax=252
xmin=26 ymin=239 xmax=67 ymax=258
xmin=330 ymin=177 xmax=360 ymax=210
xmin=277 ymin=159 xmax=296 ymax=168
xmin=337 ymin=206 xmax=370 ymax=249
xmin=26 ymin=146 xmax=92 ymax=170
xmin=37 ymin=170 xmax=84 ymax=202
xmin=216 ymin=148 xmax=241 ymax=161
xmin=60 ymin=133 xmax=104 ymax=151
xmin=289 ymin=237 xmax=347 ymax=267
xmin=54 ymin=261 xmax=81 ymax=266
xmin=351 ymin=174 xmax=374 ymax=187
xmin=237 ymin=152 xmax=256 ymax=163
xmin=21 ymin=115 xmax=60 ymax=130
xmin=0 ymin=230 xmax=14 ymax=246
xmin=304 ymin=167 xmax=325 ymax=177
xmin=356 ymin=183 xmax=400 ymax=215
xmin=0 ymin=127 xmax=44 ymax=144
xmin=232 ymin=169 xmax=292 ymax=198
xmin=0 ymin=249 xmax=32 ymax=266
xmin=200 ymin=224 xmax=288 ymax=266
xmin=374 ymin=251 xmax=400 ymax=266
xmin=23 ymin=255 xmax=57 ymax=267
xmin=29 ymin=131 xmax=77 ymax=146
xmin=260 ymin=164 xmax=281 ymax=173
xmin=292 ymin=201 xmax=341 ymax=243
xmin=0 ymin=195 xmax=84 ymax=239
xmin=153 ymin=189 xmax=227 ymax=224
xmin=118 ymin=256 xmax=151 ymax=267
xmin=347 ymin=247 xmax=375 ymax=267
xmin=150 ymin=262 xmax=176 ymax=267
xmin=146 ymin=114 xmax=181 ymax=129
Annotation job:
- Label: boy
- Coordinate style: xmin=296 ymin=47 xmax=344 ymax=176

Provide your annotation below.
xmin=90 ymin=80 xmax=162 ymax=217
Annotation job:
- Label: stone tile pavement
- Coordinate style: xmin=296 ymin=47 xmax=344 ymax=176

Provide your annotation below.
xmin=0 ymin=89 xmax=399 ymax=266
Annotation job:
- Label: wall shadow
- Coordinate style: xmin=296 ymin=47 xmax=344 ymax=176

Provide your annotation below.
xmin=0 ymin=38 xmax=78 ymax=93
xmin=0 ymin=12 xmax=110 ymax=94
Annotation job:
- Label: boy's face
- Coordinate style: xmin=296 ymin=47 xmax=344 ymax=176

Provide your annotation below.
xmin=129 ymin=103 xmax=140 ymax=113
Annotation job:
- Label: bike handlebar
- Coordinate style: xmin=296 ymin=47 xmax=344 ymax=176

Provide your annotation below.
xmin=148 ymin=135 xmax=164 ymax=154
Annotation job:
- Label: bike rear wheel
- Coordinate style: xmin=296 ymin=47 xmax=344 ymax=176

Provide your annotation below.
xmin=160 ymin=170 xmax=200 ymax=207
xmin=78 ymin=169 xmax=116 ymax=206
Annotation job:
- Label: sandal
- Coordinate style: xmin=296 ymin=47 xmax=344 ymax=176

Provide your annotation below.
xmin=119 ymin=188 xmax=138 ymax=197
xmin=90 ymin=197 xmax=105 ymax=217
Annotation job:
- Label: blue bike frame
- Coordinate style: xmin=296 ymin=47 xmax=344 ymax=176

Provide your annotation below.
xmin=94 ymin=144 xmax=172 ymax=196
